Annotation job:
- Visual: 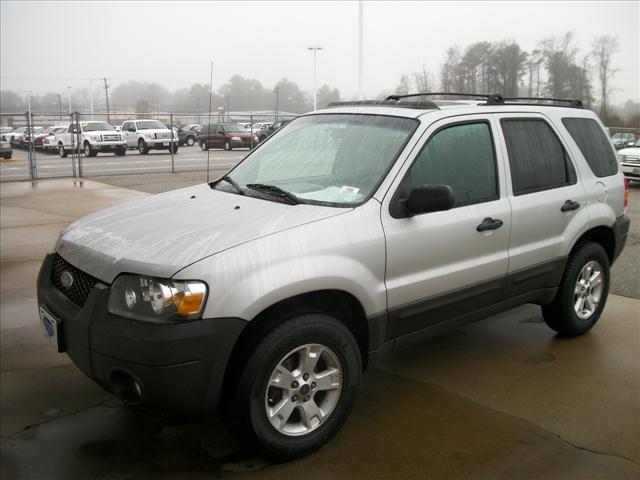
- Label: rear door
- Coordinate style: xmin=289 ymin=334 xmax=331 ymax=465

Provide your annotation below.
xmin=382 ymin=115 xmax=511 ymax=338
xmin=495 ymin=113 xmax=588 ymax=297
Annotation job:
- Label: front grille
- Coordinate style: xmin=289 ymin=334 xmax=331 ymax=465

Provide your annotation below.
xmin=102 ymin=134 xmax=120 ymax=141
xmin=621 ymin=156 xmax=640 ymax=165
xmin=155 ymin=132 xmax=171 ymax=139
xmin=51 ymin=254 xmax=98 ymax=307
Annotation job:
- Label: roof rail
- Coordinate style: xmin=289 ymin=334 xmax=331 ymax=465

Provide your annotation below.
xmin=325 ymin=99 xmax=440 ymax=110
xmin=386 ymin=92 xmax=490 ymax=101
xmin=385 ymin=92 xmax=584 ymax=109
xmin=498 ymin=97 xmax=584 ymax=109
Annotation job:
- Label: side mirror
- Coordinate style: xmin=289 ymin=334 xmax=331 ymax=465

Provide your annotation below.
xmin=403 ymin=185 xmax=454 ymax=216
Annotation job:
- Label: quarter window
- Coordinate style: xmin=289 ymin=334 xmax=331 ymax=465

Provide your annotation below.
xmin=562 ymin=117 xmax=618 ymax=177
xmin=408 ymin=122 xmax=498 ymax=207
xmin=501 ymin=119 xmax=576 ymax=195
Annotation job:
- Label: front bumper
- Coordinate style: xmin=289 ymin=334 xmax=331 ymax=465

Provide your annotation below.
xmin=621 ymin=163 xmax=640 ymax=181
xmin=145 ymin=138 xmax=178 ymax=148
xmin=91 ymin=141 xmax=126 ymax=150
xmin=36 ymin=253 xmax=246 ymax=417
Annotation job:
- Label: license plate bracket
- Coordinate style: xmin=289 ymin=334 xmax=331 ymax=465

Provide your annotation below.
xmin=39 ymin=306 xmax=63 ymax=352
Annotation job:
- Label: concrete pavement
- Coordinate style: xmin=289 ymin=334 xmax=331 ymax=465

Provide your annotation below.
xmin=1 ymin=179 xmax=638 ymax=479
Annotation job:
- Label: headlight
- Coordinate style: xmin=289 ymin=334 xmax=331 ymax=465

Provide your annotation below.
xmin=231 ymin=136 xmax=241 ymax=141
xmin=90 ymin=135 xmax=99 ymax=141
xmin=619 ymin=155 xmax=628 ymax=163
xmin=108 ymin=274 xmax=207 ymax=322
xmin=144 ymin=133 xmax=153 ymax=139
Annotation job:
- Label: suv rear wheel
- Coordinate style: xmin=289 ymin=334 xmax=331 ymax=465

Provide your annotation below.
xmin=226 ymin=313 xmax=361 ymax=460
xmin=200 ymin=140 xmax=208 ymax=151
xmin=58 ymin=145 xmax=68 ymax=158
xmin=542 ymin=242 xmax=610 ymax=336
xmin=186 ymin=136 xmax=195 ymax=146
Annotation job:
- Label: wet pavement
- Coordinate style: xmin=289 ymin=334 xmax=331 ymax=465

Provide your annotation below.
xmin=1 ymin=179 xmax=639 ymax=479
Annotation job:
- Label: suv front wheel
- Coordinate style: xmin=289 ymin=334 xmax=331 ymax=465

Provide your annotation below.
xmin=227 ymin=313 xmax=361 ymax=460
xmin=542 ymin=242 xmax=610 ymax=337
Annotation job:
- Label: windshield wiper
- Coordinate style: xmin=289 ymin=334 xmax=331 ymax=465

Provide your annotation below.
xmin=245 ymin=183 xmax=301 ymax=204
xmin=215 ymin=175 xmax=244 ymax=195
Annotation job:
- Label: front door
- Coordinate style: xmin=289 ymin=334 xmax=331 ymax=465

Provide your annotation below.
xmin=381 ymin=115 xmax=511 ymax=339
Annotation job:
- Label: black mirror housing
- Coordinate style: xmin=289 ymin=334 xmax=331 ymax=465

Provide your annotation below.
xmin=404 ymin=184 xmax=455 ymax=216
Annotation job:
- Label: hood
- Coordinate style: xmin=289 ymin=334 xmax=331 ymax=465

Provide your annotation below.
xmin=618 ymin=146 xmax=639 ymax=157
xmin=56 ymin=183 xmax=346 ymax=283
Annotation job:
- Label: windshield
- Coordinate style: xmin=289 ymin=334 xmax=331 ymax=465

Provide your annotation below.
xmin=225 ymin=123 xmax=247 ymax=132
xmin=82 ymin=122 xmax=114 ymax=132
xmin=137 ymin=120 xmax=166 ymax=130
xmin=224 ymin=114 xmax=418 ymax=207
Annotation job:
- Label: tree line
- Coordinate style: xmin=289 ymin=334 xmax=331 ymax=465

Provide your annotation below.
xmin=389 ymin=33 xmax=638 ymax=127
xmin=0 ymin=75 xmax=341 ymax=117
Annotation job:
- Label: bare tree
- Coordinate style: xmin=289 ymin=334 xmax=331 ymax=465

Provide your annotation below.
xmin=592 ymin=35 xmax=620 ymax=118
xmin=539 ymin=32 xmax=577 ymax=98
xmin=412 ymin=65 xmax=435 ymax=92
xmin=395 ymin=74 xmax=412 ymax=95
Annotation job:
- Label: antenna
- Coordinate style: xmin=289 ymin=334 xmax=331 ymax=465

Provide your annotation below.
xmin=206 ymin=61 xmax=213 ymax=183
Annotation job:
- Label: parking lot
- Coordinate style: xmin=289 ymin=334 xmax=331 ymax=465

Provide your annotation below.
xmin=0 ymin=145 xmax=247 ymax=180
xmin=0 ymin=178 xmax=638 ymax=479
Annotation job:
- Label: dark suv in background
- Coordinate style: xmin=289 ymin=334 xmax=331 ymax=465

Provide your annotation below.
xmin=257 ymin=119 xmax=291 ymax=142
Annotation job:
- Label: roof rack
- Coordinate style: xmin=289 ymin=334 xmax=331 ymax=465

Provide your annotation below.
xmin=386 ymin=92 xmax=490 ymax=101
xmin=325 ymin=99 xmax=440 ymax=110
xmin=496 ymin=97 xmax=584 ymax=108
xmin=386 ymin=92 xmax=584 ymax=109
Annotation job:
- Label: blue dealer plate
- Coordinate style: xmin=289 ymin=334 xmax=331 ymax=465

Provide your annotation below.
xmin=39 ymin=306 xmax=61 ymax=351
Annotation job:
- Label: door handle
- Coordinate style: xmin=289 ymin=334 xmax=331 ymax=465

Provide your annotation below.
xmin=561 ymin=200 xmax=580 ymax=212
xmin=476 ymin=217 xmax=504 ymax=232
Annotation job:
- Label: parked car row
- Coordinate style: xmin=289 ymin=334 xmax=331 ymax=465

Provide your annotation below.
xmin=0 ymin=118 xmax=293 ymax=156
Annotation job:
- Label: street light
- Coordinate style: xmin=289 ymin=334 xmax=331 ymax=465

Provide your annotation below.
xmin=56 ymin=94 xmax=62 ymax=120
xmin=307 ymin=45 xmax=323 ymax=111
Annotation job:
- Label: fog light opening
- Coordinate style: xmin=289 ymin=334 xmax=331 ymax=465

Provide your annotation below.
xmin=109 ymin=369 xmax=143 ymax=405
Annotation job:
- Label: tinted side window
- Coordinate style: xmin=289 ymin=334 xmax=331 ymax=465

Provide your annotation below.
xmin=408 ymin=122 xmax=498 ymax=207
xmin=501 ymin=119 xmax=576 ymax=195
xmin=562 ymin=118 xmax=618 ymax=177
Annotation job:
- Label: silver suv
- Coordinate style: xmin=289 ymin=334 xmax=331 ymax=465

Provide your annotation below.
xmin=37 ymin=94 xmax=630 ymax=460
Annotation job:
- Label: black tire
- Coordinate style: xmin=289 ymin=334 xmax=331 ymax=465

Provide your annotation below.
xmin=138 ymin=138 xmax=149 ymax=155
xmin=83 ymin=142 xmax=97 ymax=157
xmin=200 ymin=141 xmax=208 ymax=151
xmin=226 ymin=313 xmax=361 ymax=460
xmin=542 ymin=242 xmax=610 ymax=337
xmin=115 ymin=146 xmax=126 ymax=156
xmin=58 ymin=145 xmax=68 ymax=158
xmin=186 ymin=136 xmax=195 ymax=146
xmin=169 ymin=143 xmax=178 ymax=154
xmin=224 ymin=140 xmax=231 ymax=151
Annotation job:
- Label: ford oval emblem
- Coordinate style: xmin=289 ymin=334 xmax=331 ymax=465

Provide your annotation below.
xmin=60 ymin=271 xmax=74 ymax=288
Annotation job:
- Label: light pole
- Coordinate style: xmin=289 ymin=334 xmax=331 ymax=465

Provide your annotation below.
xmin=66 ymin=86 xmax=72 ymax=115
xmin=89 ymin=78 xmax=94 ymax=119
xmin=307 ymin=45 xmax=323 ymax=111
xmin=56 ymin=94 xmax=62 ymax=120
xmin=274 ymin=87 xmax=279 ymax=120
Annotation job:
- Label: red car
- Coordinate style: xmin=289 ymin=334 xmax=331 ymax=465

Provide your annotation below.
xmin=198 ymin=123 xmax=256 ymax=151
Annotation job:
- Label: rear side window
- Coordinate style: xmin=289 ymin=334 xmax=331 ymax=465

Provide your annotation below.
xmin=408 ymin=122 xmax=498 ymax=207
xmin=562 ymin=118 xmax=618 ymax=177
xmin=501 ymin=119 xmax=576 ymax=196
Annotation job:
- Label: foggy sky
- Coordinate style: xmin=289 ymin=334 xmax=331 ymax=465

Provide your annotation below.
xmin=1 ymin=1 xmax=638 ymax=103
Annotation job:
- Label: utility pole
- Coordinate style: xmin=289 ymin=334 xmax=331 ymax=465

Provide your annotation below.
xmin=103 ymin=77 xmax=111 ymax=123
xmin=307 ymin=46 xmax=323 ymax=111
xmin=56 ymin=94 xmax=62 ymax=120
xmin=358 ymin=0 xmax=364 ymax=100
xmin=275 ymin=87 xmax=280 ymax=120
xmin=89 ymin=78 xmax=94 ymax=119
xmin=225 ymin=95 xmax=230 ymax=123
xmin=66 ymin=86 xmax=72 ymax=114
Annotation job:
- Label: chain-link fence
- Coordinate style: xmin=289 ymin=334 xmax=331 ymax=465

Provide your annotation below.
xmin=0 ymin=111 xmax=296 ymax=182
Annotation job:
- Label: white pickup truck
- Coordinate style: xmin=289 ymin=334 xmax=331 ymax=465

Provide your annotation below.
xmin=121 ymin=119 xmax=178 ymax=154
xmin=57 ymin=121 xmax=126 ymax=158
